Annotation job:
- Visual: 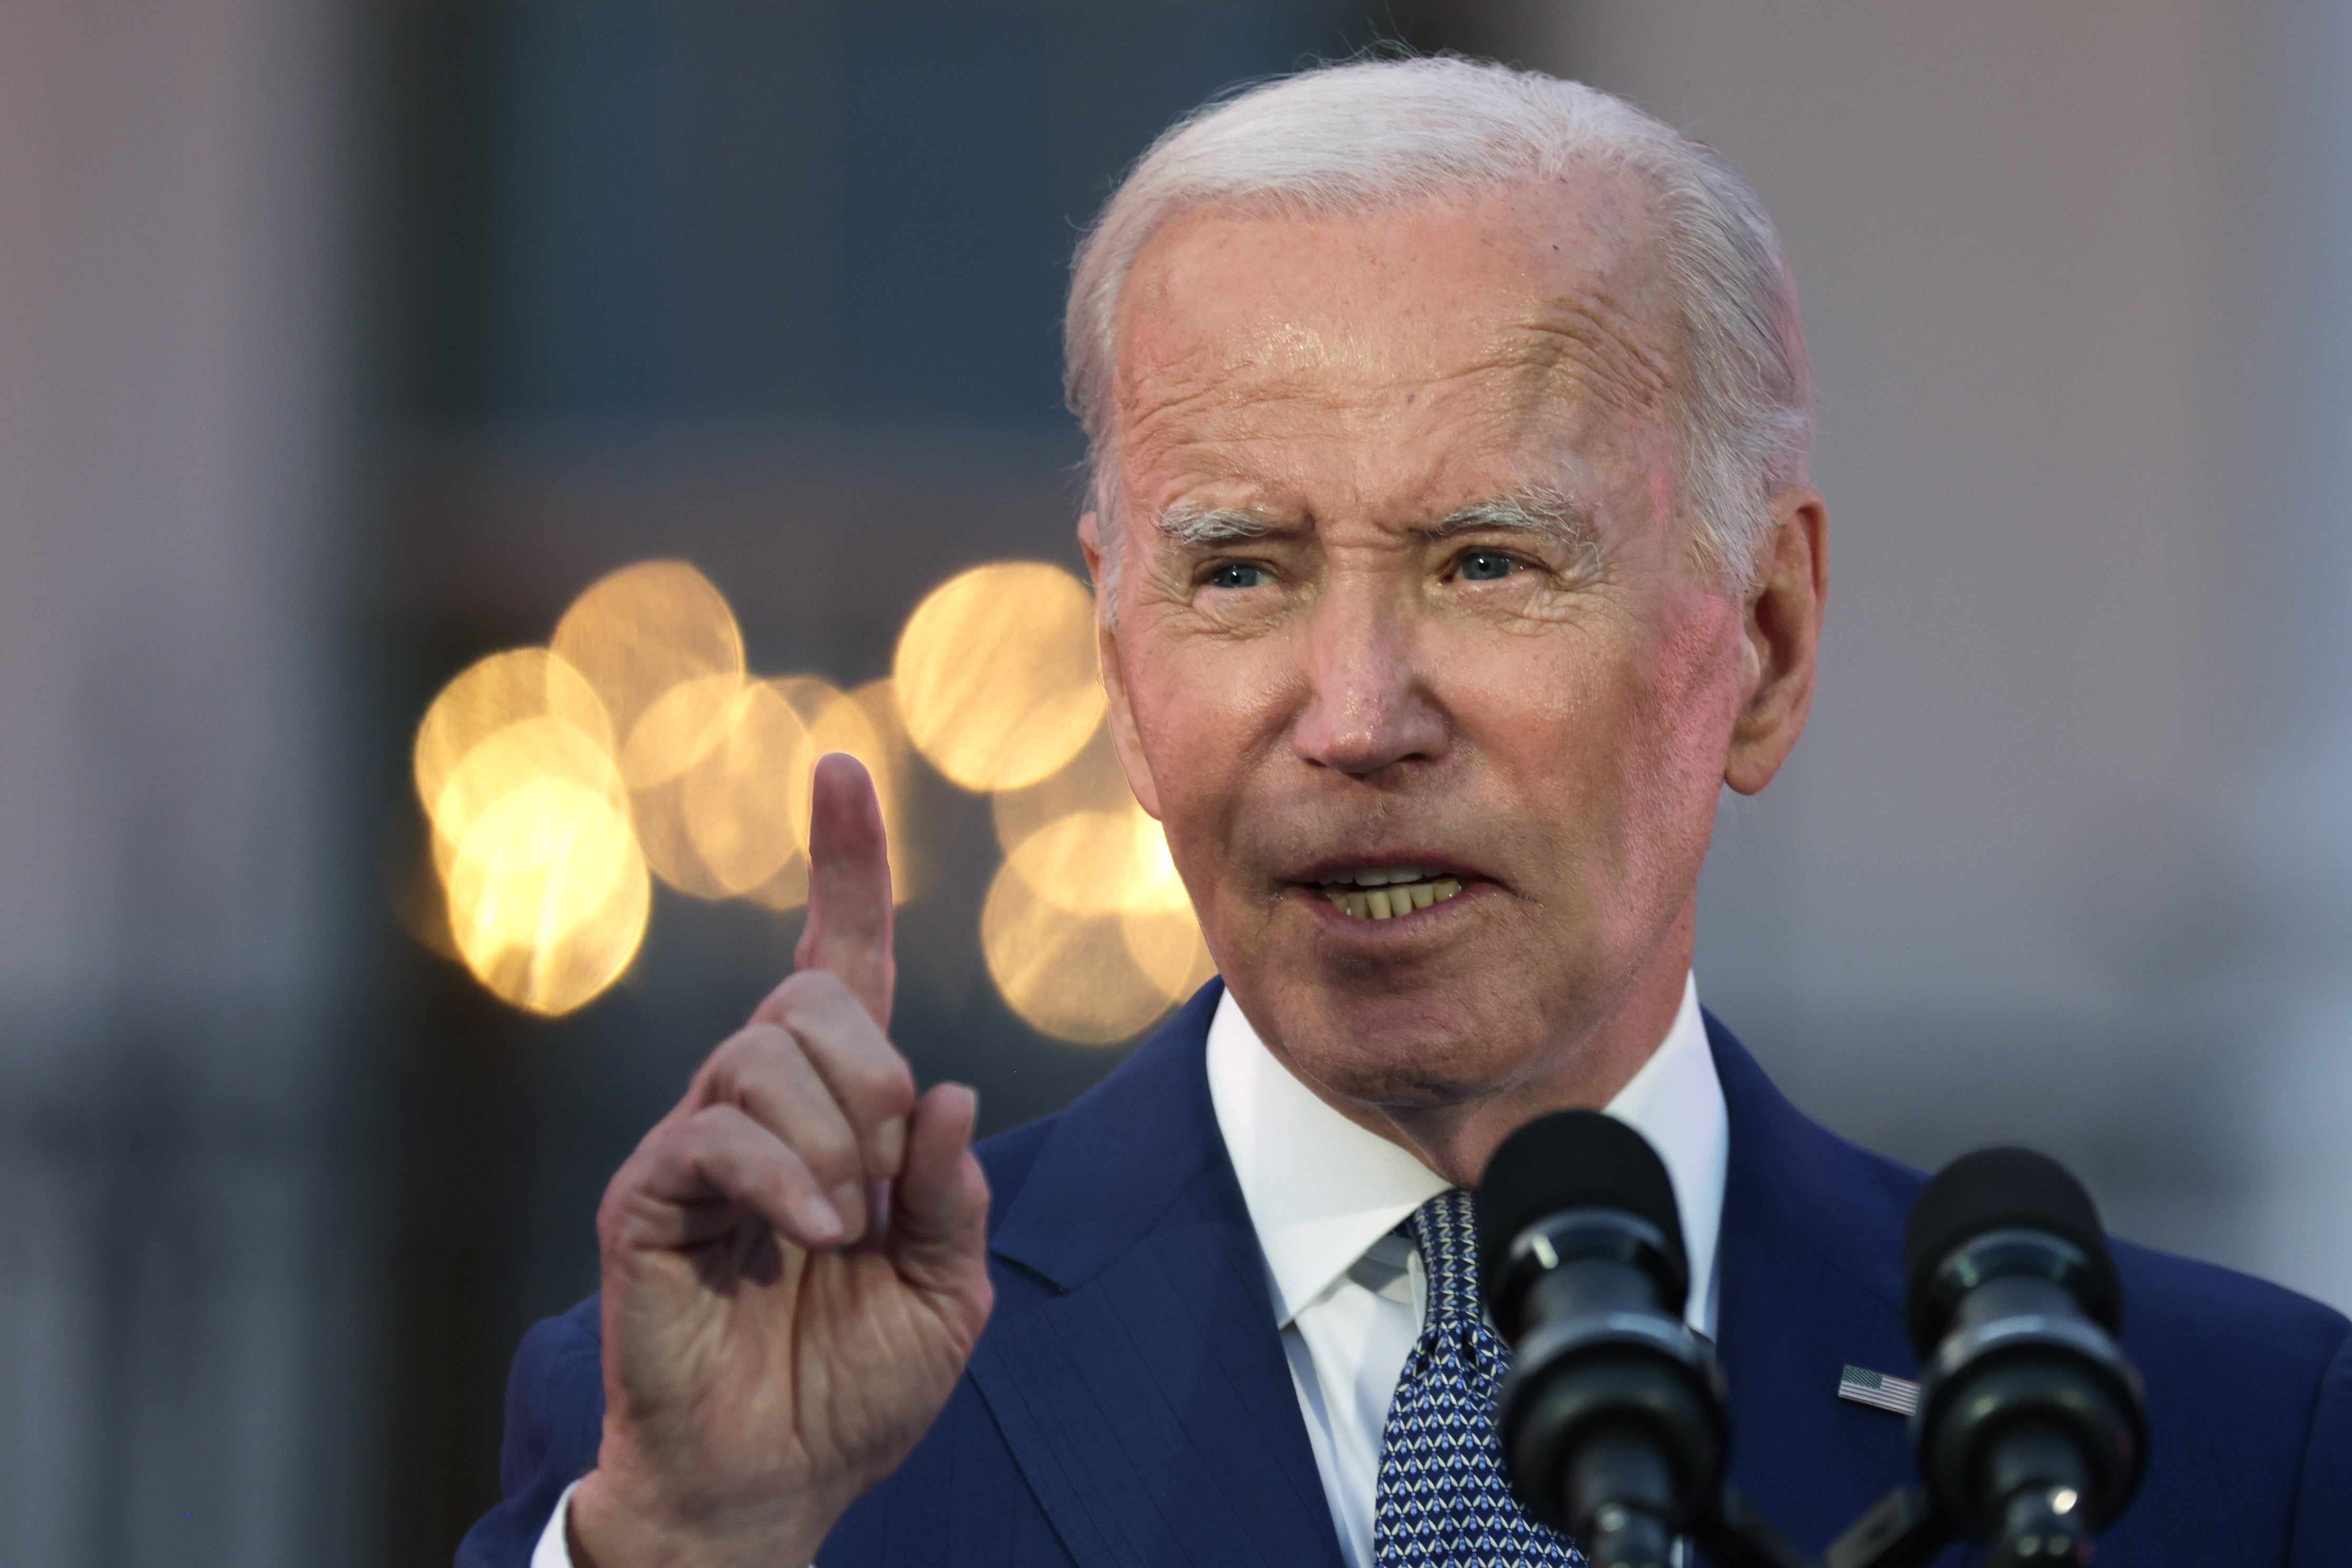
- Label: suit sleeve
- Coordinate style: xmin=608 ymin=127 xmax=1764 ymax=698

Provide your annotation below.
xmin=2288 ymin=1322 xmax=2352 ymax=1566
xmin=455 ymin=1306 xmax=607 ymax=1568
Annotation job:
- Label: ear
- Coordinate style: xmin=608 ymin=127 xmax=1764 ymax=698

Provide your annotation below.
xmin=1078 ymin=509 xmax=1164 ymax=820
xmin=1723 ymin=486 xmax=1828 ymax=795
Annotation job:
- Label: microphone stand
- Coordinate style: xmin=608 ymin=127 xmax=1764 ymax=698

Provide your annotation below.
xmin=1819 ymin=1483 xmax=2094 ymax=1568
xmin=1818 ymin=1486 xmax=1948 ymax=1568
xmin=1687 ymin=1485 xmax=1819 ymax=1568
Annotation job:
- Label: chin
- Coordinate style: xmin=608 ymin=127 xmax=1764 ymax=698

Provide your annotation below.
xmin=1268 ymin=988 xmax=1549 ymax=1112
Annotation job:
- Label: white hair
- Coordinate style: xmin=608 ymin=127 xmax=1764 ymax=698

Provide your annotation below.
xmin=1064 ymin=55 xmax=1813 ymax=596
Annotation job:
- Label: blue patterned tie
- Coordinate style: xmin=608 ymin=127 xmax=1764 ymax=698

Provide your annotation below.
xmin=1371 ymin=1189 xmax=1586 ymax=1567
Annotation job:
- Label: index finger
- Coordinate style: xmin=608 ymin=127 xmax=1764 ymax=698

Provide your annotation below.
xmin=794 ymin=751 xmax=896 ymax=1030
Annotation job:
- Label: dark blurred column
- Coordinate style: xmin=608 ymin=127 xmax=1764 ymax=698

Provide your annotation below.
xmin=0 ymin=2 xmax=364 ymax=1565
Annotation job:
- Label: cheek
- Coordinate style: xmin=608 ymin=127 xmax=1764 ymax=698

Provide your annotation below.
xmin=1449 ymin=600 xmax=1739 ymax=860
xmin=1611 ymin=604 xmax=1747 ymax=853
xmin=1119 ymin=626 xmax=1289 ymax=829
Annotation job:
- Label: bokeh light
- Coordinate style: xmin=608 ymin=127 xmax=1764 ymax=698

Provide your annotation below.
xmin=551 ymin=560 xmax=746 ymax=790
xmin=407 ymin=556 xmax=1211 ymax=1033
xmin=429 ymin=716 xmax=630 ymax=866
xmin=627 ymin=775 xmax=735 ymax=901
xmin=682 ymin=681 xmax=814 ymax=896
xmin=1121 ymin=902 xmax=1217 ymax=1001
xmin=981 ymin=863 xmax=1194 ymax=1046
xmin=414 ymin=649 xmax=614 ymax=870
xmin=622 ymin=671 xmax=741 ymax=789
xmin=414 ymin=649 xmax=648 ymax=1012
xmin=983 ymin=716 xmax=1217 ymax=1035
xmin=999 ymin=810 xmax=1187 ymax=916
xmin=981 ymin=795 xmax=1211 ymax=1043
xmin=446 ymin=778 xmax=650 ymax=1015
xmin=632 ymin=679 xmax=816 ymax=903
xmin=992 ymin=720 xmax=1134 ymax=856
xmin=893 ymin=561 xmax=1105 ymax=792
xmin=764 ymin=676 xmax=920 ymax=908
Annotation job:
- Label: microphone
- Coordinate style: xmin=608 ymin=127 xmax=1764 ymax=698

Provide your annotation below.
xmin=1900 ymin=1148 xmax=2147 ymax=1564
xmin=1476 ymin=1111 xmax=1724 ymax=1568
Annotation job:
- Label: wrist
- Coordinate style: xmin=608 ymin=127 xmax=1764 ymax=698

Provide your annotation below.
xmin=567 ymin=1467 xmax=833 ymax=1568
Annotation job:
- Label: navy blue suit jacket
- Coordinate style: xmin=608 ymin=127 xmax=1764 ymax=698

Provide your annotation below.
xmin=461 ymin=983 xmax=2351 ymax=1565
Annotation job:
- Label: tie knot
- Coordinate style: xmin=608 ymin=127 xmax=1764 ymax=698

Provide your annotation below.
xmin=1404 ymin=1188 xmax=1484 ymax=1328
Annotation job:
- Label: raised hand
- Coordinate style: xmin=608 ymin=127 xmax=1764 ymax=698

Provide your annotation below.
xmin=570 ymin=754 xmax=993 ymax=1568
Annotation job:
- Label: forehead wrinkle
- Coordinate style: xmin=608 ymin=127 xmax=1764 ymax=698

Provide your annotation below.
xmin=1123 ymin=300 xmax=1674 ymax=477
xmin=1494 ymin=291 xmax=1679 ymax=440
xmin=1125 ymin=349 xmax=1568 ymax=503
xmin=1110 ymin=185 xmax=1687 ymax=531
xmin=1115 ymin=272 xmax=1675 ymax=463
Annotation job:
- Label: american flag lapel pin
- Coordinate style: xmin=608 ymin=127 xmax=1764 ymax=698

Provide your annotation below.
xmin=1836 ymin=1364 xmax=1921 ymax=1417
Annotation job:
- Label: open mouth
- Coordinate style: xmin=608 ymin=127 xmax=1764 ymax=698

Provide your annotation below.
xmin=1317 ymin=866 xmax=1468 ymax=920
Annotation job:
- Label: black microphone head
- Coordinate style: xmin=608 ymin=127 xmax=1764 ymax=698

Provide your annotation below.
xmin=1904 ymin=1146 xmax=2122 ymax=1355
xmin=1476 ymin=1109 xmax=1688 ymax=1313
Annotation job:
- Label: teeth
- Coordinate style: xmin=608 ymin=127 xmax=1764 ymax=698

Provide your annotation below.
xmin=1339 ymin=866 xmax=1431 ymax=887
xmin=1321 ymin=876 xmax=1465 ymax=920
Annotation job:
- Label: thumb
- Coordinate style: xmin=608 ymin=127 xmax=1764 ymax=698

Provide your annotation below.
xmin=889 ymin=1082 xmax=990 ymax=1303
xmin=795 ymin=752 xmax=895 ymax=1031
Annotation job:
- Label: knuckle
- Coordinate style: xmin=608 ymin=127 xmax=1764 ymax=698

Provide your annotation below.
xmin=863 ymin=1057 xmax=918 ymax=1116
xmin=596 ymin=1146 xmax=660 ymax=1249
xmin=795 ymin=1117 xmax=860 ymax=1186
xmin=768 ymin=969 xmax=854 ymax=1028
xmin=683 ymin=1100 xmax=750 ymax=1145
xmin=595 ymin=1186 xmax=627 ymax=1249
xmin=752 ymin=968 xmax=847 ymax=1029
xmin=696 ymin=1024 xmax=792 ymax=1101
xmin=770 ymin=978 xmax=908 ymax=1107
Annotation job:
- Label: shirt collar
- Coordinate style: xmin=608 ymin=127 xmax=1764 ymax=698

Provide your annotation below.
xmin=1205 ymin=972 xmax=1727 ymax=1335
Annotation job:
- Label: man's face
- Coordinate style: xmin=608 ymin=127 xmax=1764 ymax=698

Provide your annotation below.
xmin=1090 ymin=173 xmax=1800 ymax=1136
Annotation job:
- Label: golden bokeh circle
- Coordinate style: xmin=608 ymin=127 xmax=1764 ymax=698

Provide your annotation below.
xmin=426 ymin=714 xmax=631 ymax=879
xmin=1000 ymin=809 xmax=1188 ymax=917
xmin=414 ymin=649 xmax=613 ymax=847
xmin=445 ymin=775 xmax=650 ymax=1015
xmin=982 ymin=779 xmax=1209 ymax=1042
xmin=893 ymin=561 xmax=1105 ymax=792
xmin=622 ymin=670 xmax=742 ymax=790
xmin=764 ymin=676 xmax=920 ymax=908
xmin=627 ymin=781 xmax=729 ymax=901
xmin=1121 ymin=902 xmax=1217 ymax=999
xmin=551 ymin=560 xmax=746 ymax=788
xmin=681 ymin=681 xmax=815 ymax=897
xmin=980 ymin=862 xmax=1186 ymax=1045
xmin=992 ymin=721 xmax=1136 ymax=856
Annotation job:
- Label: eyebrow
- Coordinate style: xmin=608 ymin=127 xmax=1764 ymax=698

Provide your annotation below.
xmin=1154 ymin=503 xmax=1283 ymax=548
xmin=1421 ymin=490 xmax=1601 ymax=558
xmin=1154 ymin=489 xmax=1601 ymax=558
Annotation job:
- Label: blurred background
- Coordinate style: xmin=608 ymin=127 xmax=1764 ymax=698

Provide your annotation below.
xmin=3 ymin=1 xmax=2348 ymax=1562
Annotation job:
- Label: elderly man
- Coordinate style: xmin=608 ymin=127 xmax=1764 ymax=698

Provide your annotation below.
xmin=462 ymin=59 xmax=2348 ymax=1568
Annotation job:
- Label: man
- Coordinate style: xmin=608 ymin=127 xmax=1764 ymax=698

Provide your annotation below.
xmin=461 ymin=58 xmax=2350 ymax=1567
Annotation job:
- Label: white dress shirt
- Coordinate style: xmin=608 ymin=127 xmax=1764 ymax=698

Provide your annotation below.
xmin=1207 ymin=974 xmax=1727 ymax=1568
xmin=533 ymin=973 xmax=1727 ymax=1568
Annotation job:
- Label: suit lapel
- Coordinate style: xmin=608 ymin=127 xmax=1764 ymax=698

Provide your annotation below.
xmin=1706 ymin=1014 xmax=1959 ymax=1559
xmin=966 ymin=999 xmax=1947 ymax=1565
xmin=971 ymin=983 xmax=1347 ymax=1568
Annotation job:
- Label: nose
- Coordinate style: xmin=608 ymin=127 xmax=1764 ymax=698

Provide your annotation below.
xmin=1289 ymin=582 xmax=1449 ymax=777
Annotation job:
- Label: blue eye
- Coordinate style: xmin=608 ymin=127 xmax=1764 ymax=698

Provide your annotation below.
xmin=1209 ymin=562 xmax=1268 ymax=590
xmin=1459 ymin=550 xmax=1517 ymax=581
